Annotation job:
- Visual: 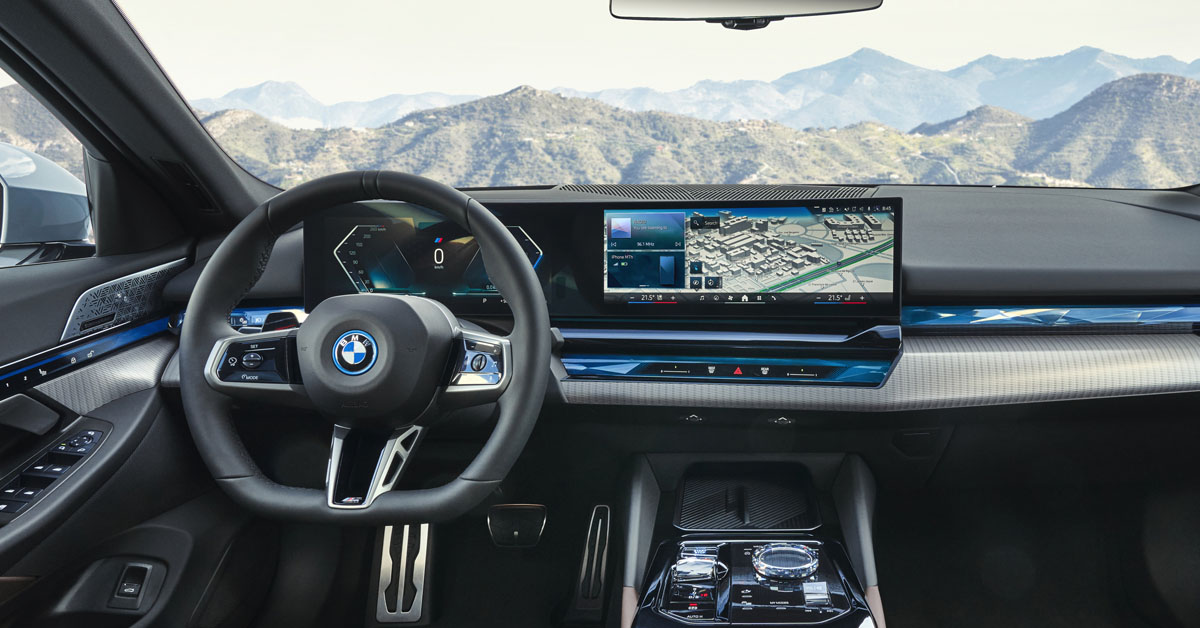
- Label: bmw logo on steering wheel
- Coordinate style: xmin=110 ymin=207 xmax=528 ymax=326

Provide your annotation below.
xmin=332 ymin=330 xmax=378 ymax=376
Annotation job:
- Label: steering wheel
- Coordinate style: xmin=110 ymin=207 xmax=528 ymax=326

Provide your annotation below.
xmin=178 ymin=171 xmax=551 ymax=524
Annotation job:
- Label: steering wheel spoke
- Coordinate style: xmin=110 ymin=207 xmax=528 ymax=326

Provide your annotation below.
xmin=203 ymin=329 xmax=309 ymax=407
xmin=326 ymin=424 xmax=423 ymax=508
xmin=441 ymin=328 xmax=512 ymax=408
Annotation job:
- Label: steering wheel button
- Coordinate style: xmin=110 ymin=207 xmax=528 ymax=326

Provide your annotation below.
xmin=241 ymin=352 xmax=263 ymax=369
xmin=470 ymin=354 xmax=488 ymax=371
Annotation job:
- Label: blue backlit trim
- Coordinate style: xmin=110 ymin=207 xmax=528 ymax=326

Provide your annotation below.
xmin=0 ymin=317 xmax=170 ymax=400
xmin=901 ymin=305 xmax=1200 ymax=328
xmin=229 ymin=307 xmax=307 ymax=329
xmin=561 ymin=354 xmax=895 ymax=387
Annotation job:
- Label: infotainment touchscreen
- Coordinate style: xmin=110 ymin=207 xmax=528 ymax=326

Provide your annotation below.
xmin=602 ymin=201 xmax=899 ymax=312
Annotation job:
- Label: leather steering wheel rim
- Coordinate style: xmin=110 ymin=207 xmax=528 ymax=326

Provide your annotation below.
xmin=179 ymin=171 xmax=550 ymax=524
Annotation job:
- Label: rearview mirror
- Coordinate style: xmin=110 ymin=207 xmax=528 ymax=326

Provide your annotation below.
xmin=611 ymin=0 xmax=882 ymax=29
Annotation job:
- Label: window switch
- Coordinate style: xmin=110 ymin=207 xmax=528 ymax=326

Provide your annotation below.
xmin=0 ymin=500 xmax=28 ymax=514
xmin=13 ymin=488 xmax=41 ymax=501
xmin=116 ymin=582 xmax=141 ymax=598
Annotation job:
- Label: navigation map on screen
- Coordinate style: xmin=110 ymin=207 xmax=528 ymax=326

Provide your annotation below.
xmin=602 ymin=203 xmax=897 ymax=309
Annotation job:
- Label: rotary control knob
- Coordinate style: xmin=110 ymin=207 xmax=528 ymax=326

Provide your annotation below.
xmin=751 ymin=543 xmax=819 ymax=580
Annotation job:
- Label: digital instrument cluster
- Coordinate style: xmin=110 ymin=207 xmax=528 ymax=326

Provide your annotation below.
xmin=305 ymin=202 xmax=544 ymax=313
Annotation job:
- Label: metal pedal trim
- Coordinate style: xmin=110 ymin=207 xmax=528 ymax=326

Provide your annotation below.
xmin=376 ymin=523 xmax=429 ymax=623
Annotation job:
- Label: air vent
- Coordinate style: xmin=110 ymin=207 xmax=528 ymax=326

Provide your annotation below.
xmin=554 ymin=184 xmax=873 ymax=201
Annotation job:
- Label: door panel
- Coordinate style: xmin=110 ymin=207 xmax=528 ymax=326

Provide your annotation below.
xmin=0 ymin=237 xmax=265 ymax=626
xmin=0 ymin=241 xmax=189 ymax=367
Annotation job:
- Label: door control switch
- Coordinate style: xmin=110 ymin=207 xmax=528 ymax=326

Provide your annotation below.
xmin=109 ymin=563 xmax=151 ymax=609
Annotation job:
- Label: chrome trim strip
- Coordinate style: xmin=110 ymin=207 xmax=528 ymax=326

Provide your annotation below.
xmin=326 ymin=424 xmax=423 ymax=510
xmin=558 ymin=327 xmax=897 ymax=344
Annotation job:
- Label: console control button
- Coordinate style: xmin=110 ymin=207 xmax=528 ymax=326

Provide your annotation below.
xmin=671 ymin=583 xmax=714 ymax=602
xmin=751 ymin=543 xmax=819 ymax=580
xmin=680 ymin=545 xmax=719 ymax=558
xmin=673 ymin=556 xmax=717 ymax=583
xmin=802 ymin=581 xmax=830 ymax=606
xmin=667 ymin=601 xmax=715 ymax=621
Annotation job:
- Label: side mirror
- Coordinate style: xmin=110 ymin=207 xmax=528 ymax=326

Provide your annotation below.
xmin=611 ymin=0 xmax=882 ymax=29
xmin=0 ymin=142 xmax=93 ymax=266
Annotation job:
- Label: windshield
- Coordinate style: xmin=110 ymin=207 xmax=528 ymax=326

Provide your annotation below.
xmin=118 ymin=0 xmax=1200 ymax=190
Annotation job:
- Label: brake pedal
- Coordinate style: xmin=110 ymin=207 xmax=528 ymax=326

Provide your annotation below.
xmin=487 ymin=504 xmax=547 ymax=548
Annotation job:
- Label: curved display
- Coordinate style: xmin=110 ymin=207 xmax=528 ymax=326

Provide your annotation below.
xmin=304 ymin=198 xmax=901 ymax=320
xmin=321 ymin=205 xmax=541 ymax=301
xmin=603 ymin=203 xmax=898 ymax=311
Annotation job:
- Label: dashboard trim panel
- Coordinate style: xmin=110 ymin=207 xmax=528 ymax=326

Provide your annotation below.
xmin=558 ymin=333 xmax=1200 ymax=411
xmin=903 ymin=304 xmax=1200 ymax=329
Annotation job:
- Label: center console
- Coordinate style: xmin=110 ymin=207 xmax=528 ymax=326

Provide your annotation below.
xmin=637 ymin=537 xmax=871 ymax=626
xmin=627 ymin=460 xmax=879 ymax=628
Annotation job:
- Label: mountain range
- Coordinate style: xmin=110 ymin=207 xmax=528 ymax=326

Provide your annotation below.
xmin=192 ymin=82 xmax=477 ymax=129
xmin=198 ymin=73 xmax=1200 ymax=189
xmin=5 ymin=70 xmax=1199 ymax=191
xmin=194 ymin=47 xmax=1200 ymax=132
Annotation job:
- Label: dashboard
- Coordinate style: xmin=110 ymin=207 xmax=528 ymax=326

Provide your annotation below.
xmin=160 ymin=182 xmax=1200 ymax=408
xmin=304 ymin=198 xmax=901 ymax=320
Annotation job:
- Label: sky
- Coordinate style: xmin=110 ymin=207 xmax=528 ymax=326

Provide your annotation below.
xmin=32 ymin=0 xmax=1200 ymax=103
